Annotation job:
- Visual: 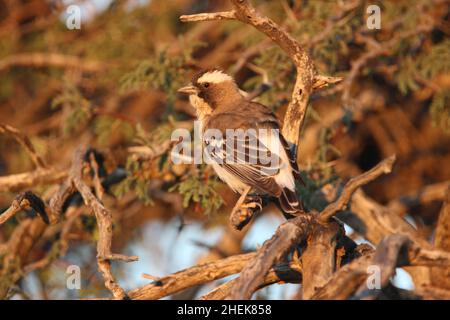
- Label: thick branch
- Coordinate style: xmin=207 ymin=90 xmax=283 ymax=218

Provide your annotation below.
xmin=200 ymin=261 xmax=302 ymax=300
xmin=353 ymin=234 xmax=410 ymax=299
xmin=128 ymin=252 xmax=256 ymax=300
xmin=430 ymin=187 xmax=450 ymax=289
xmin=228 ymin=214 xmax=313 ymax=299
xmin=388 ymin=181 xmax=450 ymax=216
xmin=301 ymin=221 xmax=341 ymax=299
xmin=0 ymin=168 xmax=67 ymax=193
xmin=337 ymin=190 xmax=430 ymax=247
xmin=313 ymin=235 xmax=450 ymax=299
xmin=312 ymin=250 xmax=373 ymax=299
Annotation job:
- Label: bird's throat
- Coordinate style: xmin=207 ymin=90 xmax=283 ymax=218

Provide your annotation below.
xmin=190 ymin=95 xmax=213 ymax=123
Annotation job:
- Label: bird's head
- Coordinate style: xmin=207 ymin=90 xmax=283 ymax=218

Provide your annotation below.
xmin=178 ymin=69 xmax=242 ymax=113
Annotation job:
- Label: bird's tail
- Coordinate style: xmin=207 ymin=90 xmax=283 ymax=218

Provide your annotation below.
xmin=278 ymin=187 xmax=305 ymax=219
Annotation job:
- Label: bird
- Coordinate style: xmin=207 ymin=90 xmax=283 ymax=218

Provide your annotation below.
xmin=178 ymin=69 xmax=304 ymax=218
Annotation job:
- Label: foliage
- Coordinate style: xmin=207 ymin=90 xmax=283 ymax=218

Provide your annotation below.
xmin=169 ymin=167 xmax=224 ymax=216
xmin=120 ymin=40 xmax=205 ymax=117
xmin=51 ymin=81 xmax=93 ymax=135
xmin=112 ymin=155 xmax=155 ymax=206
xmin=430 ymin=90 xmax=450 ymax=133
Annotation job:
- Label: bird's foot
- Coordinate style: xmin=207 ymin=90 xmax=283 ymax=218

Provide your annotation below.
xmin=229 ymin=193 xmax=263 ymax=230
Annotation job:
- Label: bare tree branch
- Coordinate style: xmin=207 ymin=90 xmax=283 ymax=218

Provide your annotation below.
xmin=70 ymin=146 xmax=138 ymax=299
xmin=387 ymin=181 xmax=450 ymax=216
xmin=180 ymin=11 xmax=237 ymax=22
xmin=128 ymin=253 xmax=256 ymax=300
xmin=313 ymin=235 xmax=450 ymax=299
xmin=180 ymin=0 xmax=341 ymax=153
xmin=0 ymin=124 xmax=47 ymax=169
xmin=301 ymin=221 xmax=341 ymax=299
xmin=0 ymin=191 xmax=49 ymax=225
xmin=430 ymin=187 xmax=450 ymax=289
xmin=0 ymin=53 xmax=104 ymax=73
xmin=319 ymin=155 xmax=396 ymax=223
xmin=353 ymin=234 xmax=410 ymax=299
xmin=228 ymin=214 xmax=313 ymax=299
xmin=200 ymin=261 xmax=302 ymax=300
xmin=0 ymin=168 xmax=67 ymax=193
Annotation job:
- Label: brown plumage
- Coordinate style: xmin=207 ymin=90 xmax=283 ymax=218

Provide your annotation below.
xmin=178 ymin=69 xmax=304 ymax=217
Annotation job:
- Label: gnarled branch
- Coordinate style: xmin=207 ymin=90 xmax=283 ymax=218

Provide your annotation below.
xmin=70 ymin=146 xmax=138 ymax=299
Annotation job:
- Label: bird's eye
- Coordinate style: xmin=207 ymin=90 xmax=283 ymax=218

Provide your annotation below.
xmin=203 ymin=82 xmax=210 ymax=88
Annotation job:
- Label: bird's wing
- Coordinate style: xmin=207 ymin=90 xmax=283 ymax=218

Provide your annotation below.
xmin=203 ymin=123 xmax=285 ymax=196
xmin=203 ymin=99 xmax=304 ymax=195
xmin=277 ymin=128 xmax=303 ymax=183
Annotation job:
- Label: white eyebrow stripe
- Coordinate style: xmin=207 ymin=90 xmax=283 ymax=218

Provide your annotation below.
xmin=198 ymin=70 xmax=234 ymax=84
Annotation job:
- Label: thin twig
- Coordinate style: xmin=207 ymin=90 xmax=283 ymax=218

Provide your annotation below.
xmin=0 ymin=191 xmax=50 ymax=225
xmin=319 ymin=155 xmax=396 ymax=223
xmin=180 ymin=11 xmax=237 ymax=22
xmin=0 ymin=53 xmax=105 ymax=73
xmin=89 ymin=152 xmax=105 ymax=201
xmin=0 ymin=195 xmax=30 ymax=225
xmin=0 ymin=124 xmax=47 ymax=169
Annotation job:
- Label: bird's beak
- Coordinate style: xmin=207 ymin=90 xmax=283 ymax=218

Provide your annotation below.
xmin=177 ymin=84 xmax=199 ymax=95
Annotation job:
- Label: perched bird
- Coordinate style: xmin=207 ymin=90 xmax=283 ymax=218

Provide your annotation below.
xmin=178 ymin=69 xmax=304 ymax=218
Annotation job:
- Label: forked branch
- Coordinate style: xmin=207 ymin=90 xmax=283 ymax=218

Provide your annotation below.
xmin=180 ymin=0 xmax=341 ymax=152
